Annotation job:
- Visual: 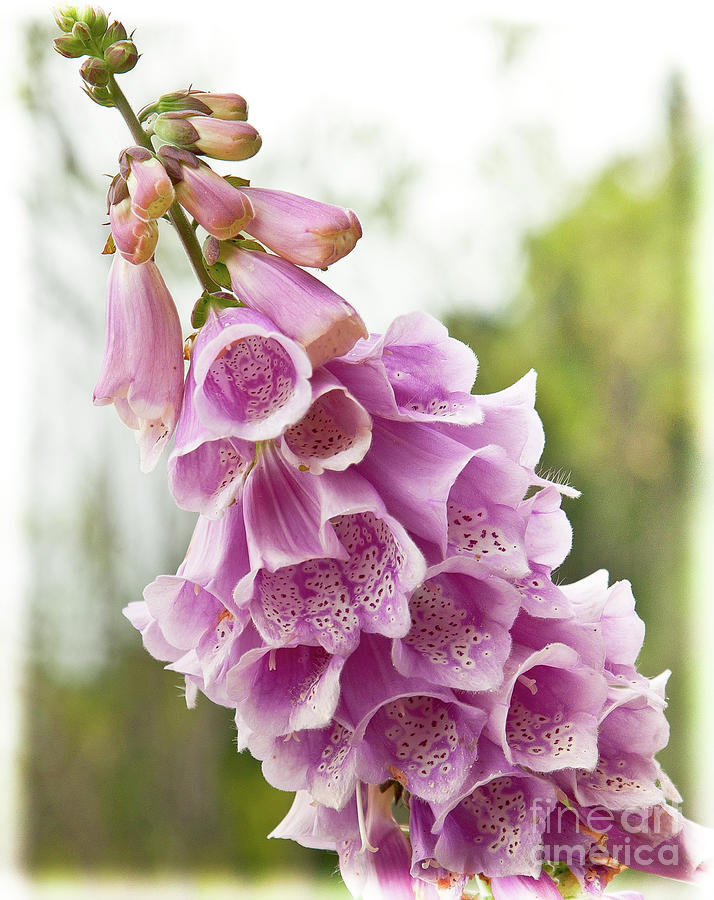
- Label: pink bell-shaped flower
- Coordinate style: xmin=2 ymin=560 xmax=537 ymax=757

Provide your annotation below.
xmin=220 ymin=243 xmax=367 ymax=367
xmin=94 ymin=254 xmax=185 ymax=472
xmin=159 ymin=146 xmax=254 ymax=240
xmin=189 ymin=305 xmax=313 ymax=443
xmin=239 ymin=187 xmax=362 ymax=267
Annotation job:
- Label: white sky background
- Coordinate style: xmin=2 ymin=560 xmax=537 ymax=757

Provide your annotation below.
xmin=4 ymin=0 xmax=714 ymax=891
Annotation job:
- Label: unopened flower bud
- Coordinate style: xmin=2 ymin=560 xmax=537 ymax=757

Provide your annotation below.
xmin=154 ymin=113 xmax=261 ymax=162
xmin=108 ymin=176 xmax=159 ymax=265
xmin=71 ymin=20 xmax=92 ymax=42
xmin=159 ymin=147 xmax=254 ymax=240
xmin=104 ymin=39 xmax=139 ymax=74
xmin=120 ymin=147 xmax=175 ymax=222
xmin=53 ymin=32 xmax=86 ymax=58
xmin=78 ymin=6 xmax=108 ymax=37
xmin=152 ymin=112 xmax=200 ymax=147
xmin=54 ymin=7 xmax=79 ymax=32
xmin=140 ymin=90 xmax=248 ymax=121
xmin=80 ymin=56 xmax=110 ymax=87
xmin=191 ymin=92 xmax=248 ymax=121
xmin=203 ymin=235 xmax=221 ymax=266
xmin=110 ymin=201 xmax=159 ymax=265
xmin=192 ymin=117 xmax=261 ymax=161
xmin=239 ymin=188 xmax=362 ymax=268
xmin=101 ymin=20 xmax=128 ymax=48
xmin=94 ymin=254 xmax=184 ymax=473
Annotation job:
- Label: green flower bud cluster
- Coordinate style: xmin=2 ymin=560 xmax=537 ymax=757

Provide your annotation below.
xmin=135 ymin=91 xmax=260 ymax=163
xmin=53 ymin=6 xmax=140 ymax=106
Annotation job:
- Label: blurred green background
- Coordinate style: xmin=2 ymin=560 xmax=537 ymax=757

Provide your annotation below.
xmin=15 ymin=4 xmax=711 ymax=894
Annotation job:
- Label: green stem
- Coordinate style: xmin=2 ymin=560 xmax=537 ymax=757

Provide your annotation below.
xmin=107 ymin=74 xmax=220 ymax=293
xmin=166 ymin=203 xmax=220 ymax=293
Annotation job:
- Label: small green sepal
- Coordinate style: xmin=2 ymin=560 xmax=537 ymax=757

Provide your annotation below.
xmin=465 ymin=876 xmax=493 ymax=900
xmin=543 ymin=862 xmax=581 ymax=899
xmin=54 ymin=7 xmax=80 ymax=32
xmin=191 ymin=290 xmax=242 ymax=329
xmin=203 ymin=234 xmax=265 ymax=272
xmin=204 ymin=261 xmax=232 ymax=289
xmin=225 ymin=175 xmax=251 ymax=189
xmin=101 ymin=20 xmax=128 ymax=49
xmin=81 ymin=83 xmax=114 ymax=107
xmin=233 ymin=237 xmax=265 ymax=253
xmin=71 ymin=20 xmax=92 ymax=42
xmin=78 ymin=6 xmax=108 ymax=39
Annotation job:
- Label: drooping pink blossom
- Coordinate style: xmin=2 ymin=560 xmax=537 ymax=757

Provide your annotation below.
xmin=158 ymin=145 xmax=254 ymax=239
xmin=226 ymin=645 xmax=347 ymax=741
xmin=338 ymin=786 xmax=443 ymax=900
xmin=409 ymin=750 xmax=557 ymax=880
xmin=247 ymin=716 xmax=358 ymax=809
xmin=235 ymin=456 xmax=426 ymax=651
xmin=132 ymin=502 xmax=256 ymax=707
xmin=239 ymin=187 xmax=362 ymax=267
xmin=93 ymin=254 xmax=184 ymax=471
xmin=221 ymin=243 xmax=368 ymax=367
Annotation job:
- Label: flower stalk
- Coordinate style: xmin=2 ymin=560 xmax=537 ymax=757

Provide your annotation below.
xmin=107 ymin=73 xmax=221 ymax=293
